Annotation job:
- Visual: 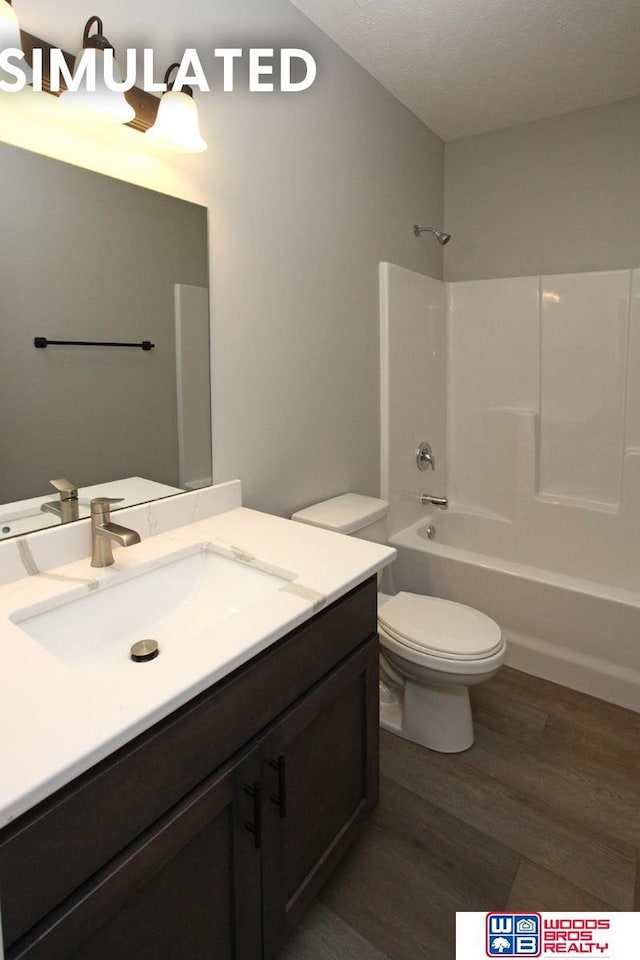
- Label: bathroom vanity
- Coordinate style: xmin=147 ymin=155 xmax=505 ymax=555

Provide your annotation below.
xmin=0 ymin=484 xmax=394 ymax=960
xmin=0 ymin=580 xmax=377 ymax=960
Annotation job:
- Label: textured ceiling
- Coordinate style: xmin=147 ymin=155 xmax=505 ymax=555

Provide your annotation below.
xmin=288 ymin=0 xmax=640 ymax=141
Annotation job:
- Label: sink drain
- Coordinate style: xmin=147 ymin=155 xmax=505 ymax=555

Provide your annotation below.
xmin=130 ymin=639 xmax=159 ymax=663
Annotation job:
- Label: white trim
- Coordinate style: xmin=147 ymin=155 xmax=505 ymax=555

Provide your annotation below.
xmin=379 ymin=262 xmax=391 ymax=501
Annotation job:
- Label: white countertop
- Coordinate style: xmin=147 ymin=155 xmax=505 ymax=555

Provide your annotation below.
xmin=0 ymin=506 xmax=395 ymax=829
xmin=0 ymin=477 xmax=183 ymax=541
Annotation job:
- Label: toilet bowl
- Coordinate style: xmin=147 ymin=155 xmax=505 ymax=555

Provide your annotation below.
xmin=377 ymin=591 xmax=506 ymax=752
xmin=292 ymin=494 xmax=506 ymax=753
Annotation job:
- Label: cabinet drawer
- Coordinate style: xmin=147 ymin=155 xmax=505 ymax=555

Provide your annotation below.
xmin=0 ymin=577 xmax=376 ymax=947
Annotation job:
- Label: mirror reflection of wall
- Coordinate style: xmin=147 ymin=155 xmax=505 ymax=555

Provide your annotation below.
xmin=0 ymin=143 xmax=212 ymax=535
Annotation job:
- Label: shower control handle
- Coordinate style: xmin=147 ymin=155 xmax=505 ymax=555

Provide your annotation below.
xmin=416 ymin=441 xmax=435 ymax=471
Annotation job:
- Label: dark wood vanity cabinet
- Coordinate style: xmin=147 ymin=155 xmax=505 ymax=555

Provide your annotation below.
xmin=261 ymin=638 xmax=379 ymax=958
xmin=0 ymin=578 xmax=379 ymax=960
xmin=17 ymin=751 xmax=264 ymax=960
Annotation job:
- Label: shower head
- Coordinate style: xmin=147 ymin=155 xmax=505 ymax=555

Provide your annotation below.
xmin=413 ymin=225 xmax=451 ymax=245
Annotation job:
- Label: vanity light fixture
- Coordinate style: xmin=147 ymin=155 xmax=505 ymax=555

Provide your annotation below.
xmin=59 ymin=16 xmax=135 ymax=125
xmin=145 ymin=62 xmax=207 ymax=154
xmin=0 ymin=0 xmax=31 ymax=83
xmin=13 ymin=17 xmax=206 ymax=151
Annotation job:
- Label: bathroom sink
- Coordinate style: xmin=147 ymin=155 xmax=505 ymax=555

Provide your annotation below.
xmin=13 ymin=548 xmax=292 ymax=672
xmin=0 ymin=505 xmax=61 ymax=539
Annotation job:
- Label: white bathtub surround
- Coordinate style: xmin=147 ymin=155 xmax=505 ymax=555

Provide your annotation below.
xmin=540 ymin=272 xmax=630 ymax=506
xmin=382 ymin=263 xmax=640 ymax=712
xmin=380 ymin=263 xmax=447 ymax=536
xmin=445 ymin=269 xmax=640 ymax=594
xmin=446 ymin=275 xmax=541 ymax=519
xmin=383 ymin=264 xmax=640 ymax=526
xmin=174 ymin=284 xmax=212 ymax=490
xmin=0 ymin=481 xmax=395 ymax=826
xmin=447 ymin=268 xmax=640 ymax=522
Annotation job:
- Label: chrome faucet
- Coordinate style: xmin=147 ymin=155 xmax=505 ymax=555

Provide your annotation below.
xmin=90 ymin=497 xmax=141 ymax=567
xmin=41 ymin=478 xmax=79 ymax=524
xmin=416 ymin=441 xmax=435 ymax=472
xmin=418 ymin=494 xmax=448 ymax=509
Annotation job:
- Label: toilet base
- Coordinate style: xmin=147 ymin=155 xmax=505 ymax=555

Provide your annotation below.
xmin=379 ymin=679 xmax=475 ymax=753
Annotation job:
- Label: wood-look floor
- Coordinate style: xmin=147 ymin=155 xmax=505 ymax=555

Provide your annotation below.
xmin=278 ymin=667 xmax=640 ymax=960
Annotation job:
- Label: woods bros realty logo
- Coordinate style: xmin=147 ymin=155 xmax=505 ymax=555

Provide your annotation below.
xmin=0 ymin=45 xmax=317 ymax=94
xmin=486 ymin=914 xmax=612 ymax=956
xmin=457 ymin=912 xmax=630 ymax=959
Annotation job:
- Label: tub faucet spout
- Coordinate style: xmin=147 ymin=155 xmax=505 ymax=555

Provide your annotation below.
xmin=420 ymin=494 xmax=448 ymax=509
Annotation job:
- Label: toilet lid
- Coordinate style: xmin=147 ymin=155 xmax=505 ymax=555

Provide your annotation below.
xmin=378 ymin=592 xmax=502 ymax=660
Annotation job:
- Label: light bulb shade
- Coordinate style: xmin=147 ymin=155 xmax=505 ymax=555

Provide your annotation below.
xmin=145 ymin=90 xmax=207 ymax=154
xmin=0 ymin=0 xmax=32 ymax=84
xmin=60 ymin=48 xmax=134 ymax=125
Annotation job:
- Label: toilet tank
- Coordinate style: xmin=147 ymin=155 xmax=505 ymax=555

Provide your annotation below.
xmin=291 ymin=494 xmax=388 ymax=543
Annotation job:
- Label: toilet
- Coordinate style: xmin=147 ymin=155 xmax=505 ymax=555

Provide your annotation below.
xmin=292 ymin=494 xmax=506 ymax=753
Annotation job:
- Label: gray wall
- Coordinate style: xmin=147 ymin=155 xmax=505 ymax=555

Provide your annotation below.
xmin=444 ymin=97 xmax=640 ymax=281
xmin=3 ymin=0 xmax=444 ymax=518
xmin=0 ymin=145 xmax=208 ymax=501
xmin=206 ymin=2 xmax=444 ymax=516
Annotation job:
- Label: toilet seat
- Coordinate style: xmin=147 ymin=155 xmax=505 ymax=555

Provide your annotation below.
xmin=378 ymin=592 xmax=502 ymax=661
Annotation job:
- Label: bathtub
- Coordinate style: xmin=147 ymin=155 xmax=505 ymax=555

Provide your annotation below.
xmin=388 ymin=511 xmax=640 ymax=713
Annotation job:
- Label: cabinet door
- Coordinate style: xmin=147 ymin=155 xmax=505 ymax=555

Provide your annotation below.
xmin=8 ymin=752 xmax=262 ymax=960
xmin=260 ymin=637 xmax=379 ymax=959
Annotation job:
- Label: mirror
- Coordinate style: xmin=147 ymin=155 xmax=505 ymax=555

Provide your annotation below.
xmin=0 ymin=142 xmax=212 ymax=540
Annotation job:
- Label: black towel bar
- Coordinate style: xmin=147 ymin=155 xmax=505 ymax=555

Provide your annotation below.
xmin=34 ymin=337 xmax=155 ymax=351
